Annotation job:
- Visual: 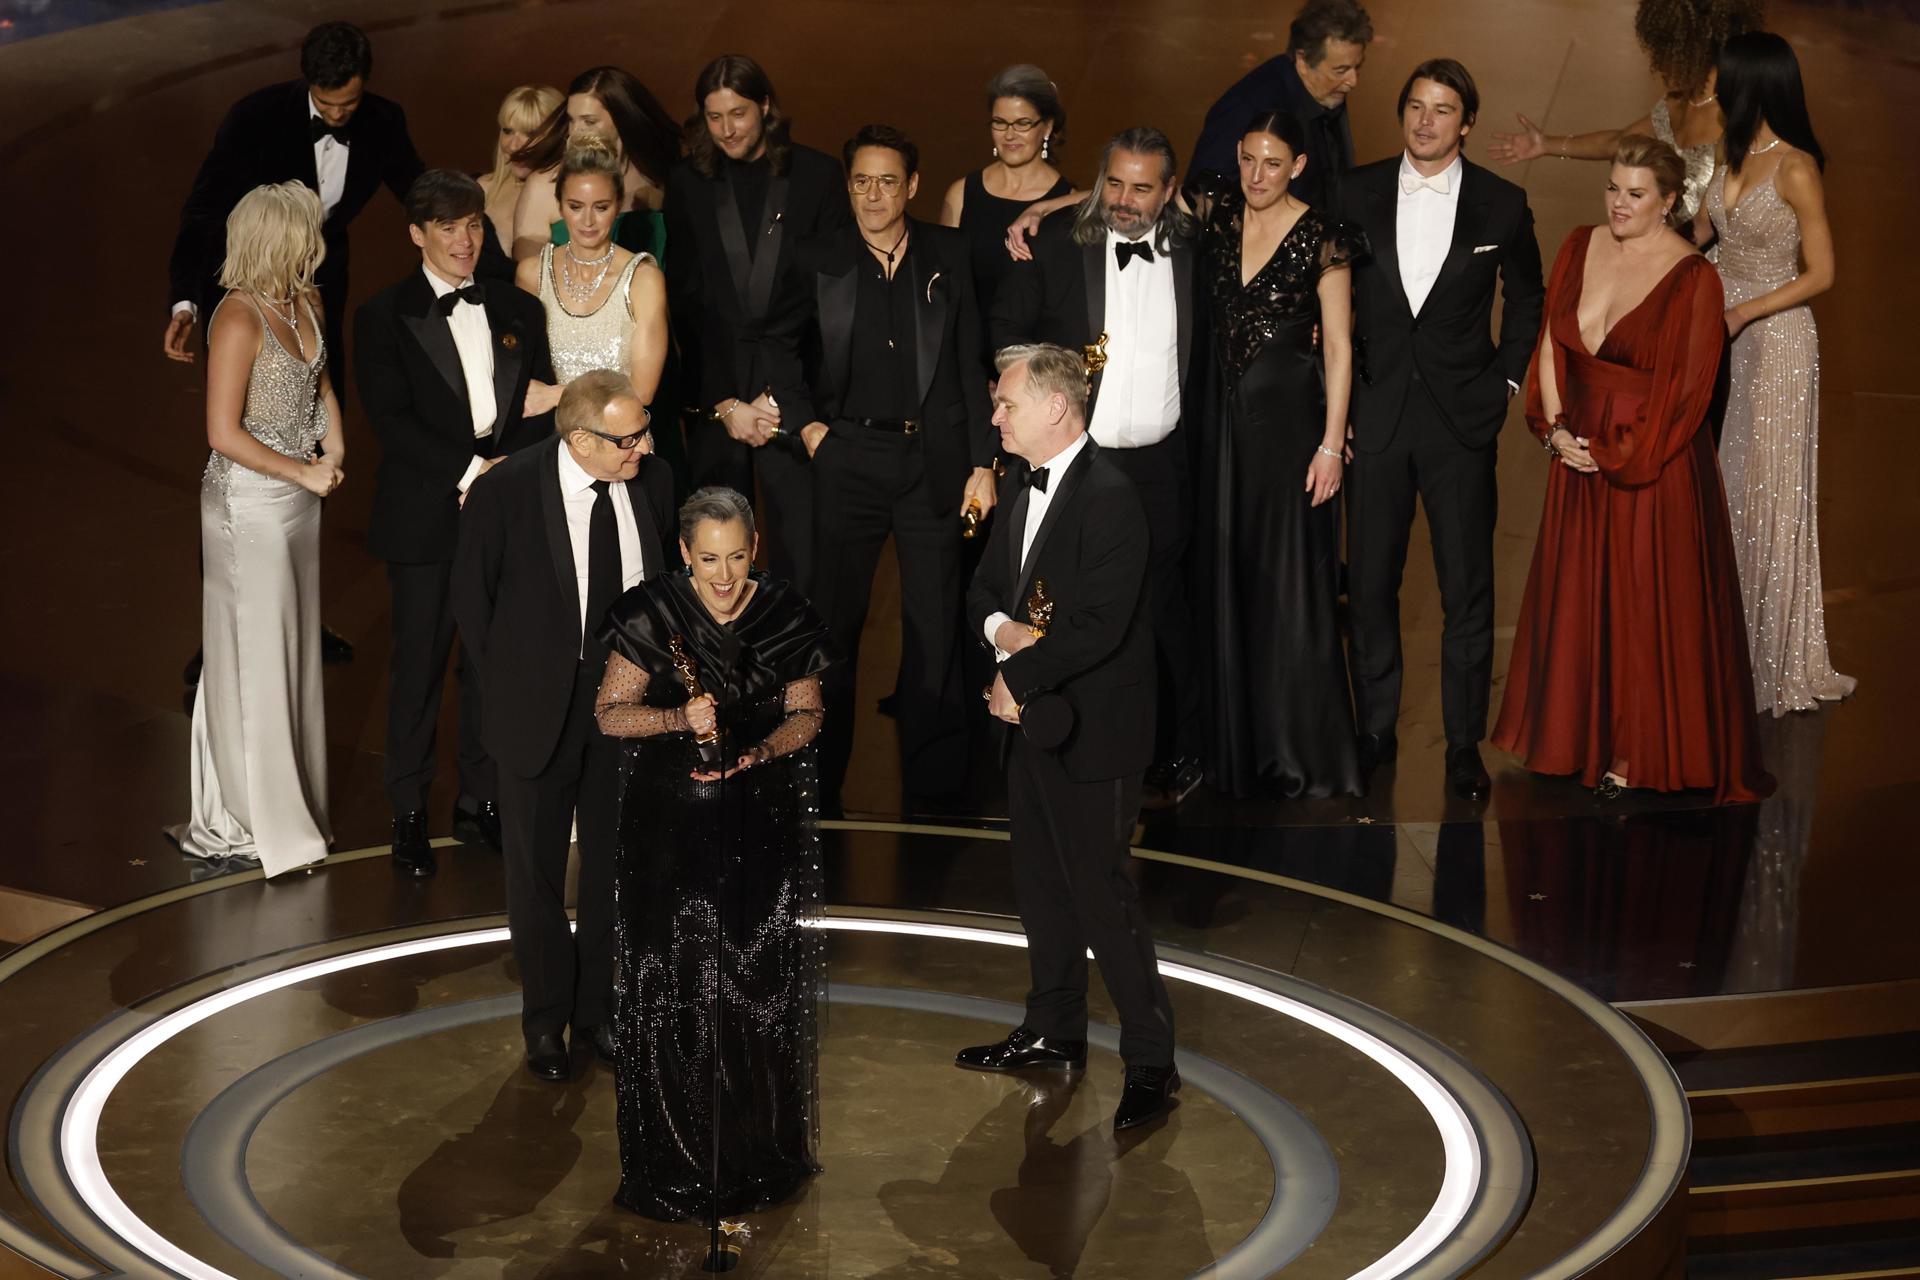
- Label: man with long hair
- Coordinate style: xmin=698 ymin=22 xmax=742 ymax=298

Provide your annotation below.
xmin=662 ymin=54 xmax=851 ymax=593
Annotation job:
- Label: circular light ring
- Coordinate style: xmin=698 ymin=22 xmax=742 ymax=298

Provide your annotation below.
xmin=32 ymin=914 xmax=1518 ymax=1280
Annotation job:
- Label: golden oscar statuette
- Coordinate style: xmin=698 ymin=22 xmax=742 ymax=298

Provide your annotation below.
xmin=668 ymin=634 xmax=725 ymax=767
xmin=1083 ymin=331 xmax=1109 ymax=384
xmin=961 ymin=458 xmax=1007 ymax=539
xmin=1024 ymin=578 xmax=1055 ymax=638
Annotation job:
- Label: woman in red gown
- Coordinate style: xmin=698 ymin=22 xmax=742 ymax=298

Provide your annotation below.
xmin=1494 ymin=136 xmax=1771 ymax=804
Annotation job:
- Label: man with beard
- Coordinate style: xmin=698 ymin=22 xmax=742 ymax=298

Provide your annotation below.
xmin=990 ymin=127 xmax=1205 ymax=808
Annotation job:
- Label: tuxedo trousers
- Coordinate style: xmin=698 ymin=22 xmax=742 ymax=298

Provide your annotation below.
xmin=1346 ymin=395 xmax=1498 ymax=746
xmin=497 ymin=661 xmax=619 ymax=1039
xmin=1007 ymin=736 xmax=1173 ymax=1067
xmin=1101 ymin=436 xmax=1201 ymax=762
xmin=809 ymin=425 xmax=965 ymax=810
xmin=384 ymin=560 xmax=493 ymax=813
xmin=686 ymin=421 xmax=814 ymax=593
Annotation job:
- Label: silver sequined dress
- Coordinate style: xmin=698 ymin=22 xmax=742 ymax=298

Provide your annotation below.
xmin=1651 ymin=98 xmax=1716 ymax=225
xmin=1707 ymin=164 xmax=1855 ymax=715
xmin=538 ymin=244 xmax=650 ymax=383
xmin=172 ymin=293 xmax=333 ymax=875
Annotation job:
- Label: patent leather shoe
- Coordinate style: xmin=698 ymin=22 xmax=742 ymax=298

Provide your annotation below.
xmin=1445 ymin=744 xmax=1491 ymax=801
xmin=391 ymin=811 xmax=435 ymax=877
xmin=575 ymin=1023 xmax=618 ymax=1065
xmin=954 ymin=1025 xmax=1086 ymax=1073
xmin=452 ymin=800 xmax=502 ymax=852
xmin=1113 ymin=1064 xmax=1181 ymax=1131
xmin=525 ymin=1033 xmax=569 ymax=1082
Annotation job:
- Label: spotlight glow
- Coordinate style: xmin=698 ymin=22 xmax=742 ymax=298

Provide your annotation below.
xmin=58 ymin=917 xmax=1479 ymax=1280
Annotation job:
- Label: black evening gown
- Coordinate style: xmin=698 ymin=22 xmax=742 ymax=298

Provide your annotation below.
xmin=595 ymin=572 xmax=837 ymax=1222
xmin=1200 ymin=197 xmax=1365 ymax=799
xmin=958 ymin=167 xmax=1072 ymax=362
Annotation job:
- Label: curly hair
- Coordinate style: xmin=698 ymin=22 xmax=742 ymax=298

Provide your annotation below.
xmin=1633 ymin=0 xmax=1765 ymax=92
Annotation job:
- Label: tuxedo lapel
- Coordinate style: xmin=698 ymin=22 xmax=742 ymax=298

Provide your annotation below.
xmin=713 ymin=174 xmax=755 ymax=303
xmin=1014 ymin=439 xmax=1098 ymax=609
xmin=399 ymin=275 xmax=468 ymax=405
xmin=910 ymin=227 xmax=946 ymax=409
xmin=1170 ymin=235 xmax=1194 ymax=389
xmin=288 ymin=87 xmax=320 ymax=193
xmin=746 ymin=172 xmax=790 ymax=319
xmin=629 ymin=461 xmax=664 ymax=578
xmin=817 ymin=251 xmax=857 ymax=397
xmin=1366 ymin=169 xmax=1413 ymax=319
xmin=1425 ymin=161 xmax=1491 ymax=306
xmin=536 ymin=438 xmax=580 ymax=621
xmin=1080 ymin=239 xmax=1107 ymax=411
xmin=481 ymin=290 xmax=522 ymax=437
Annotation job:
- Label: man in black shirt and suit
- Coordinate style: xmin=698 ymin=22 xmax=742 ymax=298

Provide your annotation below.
xmin=958 ymin=343 xmax=1178 ymax=1133
xmin=1186 ymin=0 xmax=1372 ymax=209
xmin=662 ymin=54 xmax=851 ymax=592
xmin=767 ymin=125 xmax=996 ymax=814
xmin=452 ymin=372 xmax=676 ymax=1081
xmin=163 ymin=21 xmax=424 ymax=400
xmin=1329 ymin=59 xmax=1544 ymax=799
xmin=990 ymin=127 xmax=1205 ymax=808
xmin=357 ymin=171 xmax=555 ymax=876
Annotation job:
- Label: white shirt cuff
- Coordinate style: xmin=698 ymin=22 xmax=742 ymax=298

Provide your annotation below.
xmin=984 ymin=611 xmax=1015 ymax=661
xmin=172 ymin=301 xmax=197 ymax=319
xmin=1507 ymin=379 xmax=1520 ymax=394
xmin=457 ymin=456 xmax=487 ymax=494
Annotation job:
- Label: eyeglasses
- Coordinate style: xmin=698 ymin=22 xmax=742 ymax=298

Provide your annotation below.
xmin=990 ymin=116 xmax=1043 ymax=135
xmin=848 ymin=174 xmax=905 ymax=195
xmin=582 ymin=412 xmax=653 ymax=450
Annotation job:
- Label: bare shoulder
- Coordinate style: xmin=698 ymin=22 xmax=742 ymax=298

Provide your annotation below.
xmin=514 ymin=253 xmax=541 ymax=291
xmin=1775 ymin=150 xmax=1826 ymax=204
xmin=209 ymin=292 xmax=262 ymax=340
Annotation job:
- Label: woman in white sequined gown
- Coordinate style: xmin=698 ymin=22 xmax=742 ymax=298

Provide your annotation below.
xmin=1705 ymin=32 xmax=1854 ymax=715
xmin=515 ymin=137 xmax=668 ymax=412
xmin=170 ymin=184 xmax=343 ymax=875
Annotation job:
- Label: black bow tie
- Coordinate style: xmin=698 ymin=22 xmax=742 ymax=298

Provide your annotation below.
xmin=1115 ymin=240 xmax=1154 ymax=270
xmin=1026 ymin=467 xmax=1050 ymax=493
xmin=436 ymin=283 xmax=485 ymax=316
xmin=309 ymin=116 xmax=352 ymax=145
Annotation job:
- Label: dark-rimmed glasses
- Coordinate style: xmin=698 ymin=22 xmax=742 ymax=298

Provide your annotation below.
xmin=990 ymin=116 xmax=1043 ymax=134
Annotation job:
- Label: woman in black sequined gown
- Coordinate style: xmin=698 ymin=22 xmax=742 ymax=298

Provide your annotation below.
xmin=1200 ymin=110 xmax=1365 ymax=799
xmin=593 ymin=487 xmax=836 ymax=1222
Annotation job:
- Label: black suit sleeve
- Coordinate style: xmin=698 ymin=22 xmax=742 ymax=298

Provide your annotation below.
xmin=380 ymin=104 xmax=426 ymax=202
xmin=169 ymin=101 xmax=257 ymax=309
xmin=952 ymin=245 xmax=995 ymax=467
xmin=999 ymin=483 xmax=1149 ymax=704
xmin=763 ymin=245 xmax=821 ymax=426
xmin=1496 ymin=195 xmax=1546 ymax=388
xmin=643 ymin=456 xmax=677 ymax=555
xmin=662 ymin=175 xmax=706 ymax=410
xmin=354 ymin=297 xmax=483 ymax=494
xmin=450 ymin=465 xmax=507 ymax=676
xmin=965 ymin=473 xmax=1020 ymax=643
xmin=505 ymin=294 xmax=556 ymax=451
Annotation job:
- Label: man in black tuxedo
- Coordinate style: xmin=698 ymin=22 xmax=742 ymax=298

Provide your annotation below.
xmin=451 ymin=372 xmax=676 ymax=1081
xmin=1187 ymin=0 xmax=1372 ymax=209
xmin=357 ymin=171 xmax=555 ymax=876
xmin=990 ymin=127 xmax=1205 ymax=808
xmin=163 ymin=21 xmax=424 ymax=400
xmin=662 ymin=54 xmax=851 ymax=593
xmin=957 ymin=343 xmax=1178 ymax=1133
xmin=1329 ymin=59 xmax=1544 ymax=799
xmin=766 ymin=125 xmax=996 ymax=814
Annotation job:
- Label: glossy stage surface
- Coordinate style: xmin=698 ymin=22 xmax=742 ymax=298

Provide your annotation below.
xmin=1 ymin=0 xmax=1917 ymax=1276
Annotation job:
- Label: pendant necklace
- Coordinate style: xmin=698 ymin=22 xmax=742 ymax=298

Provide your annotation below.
xmin=562 ymin=242 xmax=616 ymax=309
xmin=862 ymin=222 xmax=909 ymax=278
xmin=259 ymin=292 xmax=304 ymax=361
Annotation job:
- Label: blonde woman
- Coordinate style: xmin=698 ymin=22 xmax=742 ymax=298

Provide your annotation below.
xmin=480 ymin=84 xmax=563 ymax=254
xmin=168 ymin=182 xmax=342 ymax=876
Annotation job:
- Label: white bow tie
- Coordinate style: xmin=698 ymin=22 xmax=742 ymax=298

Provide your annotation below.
xmin=1400 ymin=169 xmax=1451 ymax=195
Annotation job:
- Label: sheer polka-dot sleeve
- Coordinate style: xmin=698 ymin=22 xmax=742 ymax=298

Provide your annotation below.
xmin=594 ymin=651 xmax=691 ymax=738
xmin=753 ymin=676 xmax=824 ymax=761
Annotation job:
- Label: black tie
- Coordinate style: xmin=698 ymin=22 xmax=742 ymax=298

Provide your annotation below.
xmin=1115 ymin=241 xmax=1154 ymax=270
xmin=308 ymin=117 xmax=352 ymax=145
xmin=1026 ymin=467 xmax=1051 ymax=493
xmin=584 ymin=480 xmax=621 ymax=661
xmin=436 ymin=283 xmax=485 ymax=317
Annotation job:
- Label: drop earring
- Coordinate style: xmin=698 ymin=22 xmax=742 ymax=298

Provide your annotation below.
xmin=1042 ymin=135 xmax=1051 ymax=161
xmin=991 ymin=144 xmax=999 ymax=159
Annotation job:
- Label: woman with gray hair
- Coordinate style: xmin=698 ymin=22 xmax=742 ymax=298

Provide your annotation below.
xmin=591 ymin=485 xmax=837 ymax=1222
xmin=167 ymin=182 xmax=343 ymax=876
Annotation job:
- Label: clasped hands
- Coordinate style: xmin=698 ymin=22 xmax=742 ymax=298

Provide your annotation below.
xmin=682 ymin=693 xmax=766 ymax=780
xmin=1548 ymin=426 xmax=1598 ymax=473
xmin=984 ymin=621 xmax=1038 ymax=724
xmin=719 ymin=392 xmax=782 ymax=448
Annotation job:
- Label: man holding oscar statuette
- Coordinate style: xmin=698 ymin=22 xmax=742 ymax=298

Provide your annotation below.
xmin=958 ymin=343 xmax=1178 ymax=1132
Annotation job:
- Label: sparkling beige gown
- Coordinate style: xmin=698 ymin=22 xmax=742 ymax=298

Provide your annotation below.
xmin=1707 ymin=165 xmax=1855 ymax=716
xmin=171 ymin=294 xmax=333 ymax=875
xmin=537 ymin=245 xmax=649 ymax=383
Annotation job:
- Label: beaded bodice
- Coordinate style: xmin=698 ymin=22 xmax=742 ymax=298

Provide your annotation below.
xmin=1202 ymin=198 xmax=1363 ymax=383
xmin=203 ymin=293 xmax=327 ymax=489
xmin=1651 ymin=98 xmax=1718 ymax=225
xmin=1707 ymin=167 xmax=1801 ymax=298
xmin=539 ymin=244 xmax=649 ymax=383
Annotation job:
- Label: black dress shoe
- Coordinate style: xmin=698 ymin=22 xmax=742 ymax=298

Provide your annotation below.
xmin=1113 ymin=1064 xmax=1181 ymax=1131
xmin=525 ymin=1032 xmax=569 ymax=1081
xmin=320 ymin=625 xmax=354 ymax=665
xmin=451 ymin=801 xmax=502 ymax=852
xmin=1446 ymin=744 xmax=1492 ymax=801
xmin=1357 ymin=732 xmax=1399 ymax=777
xmin=955 ymin=1026 xmax=1087 ymax=1073
xmin=1141 ymin=756 xmax=1204 ymax=810
xmin=391 ymin=811 xmax=436 ymax=877
xmin=575 ymin=1023 xmax=618 ymax=1065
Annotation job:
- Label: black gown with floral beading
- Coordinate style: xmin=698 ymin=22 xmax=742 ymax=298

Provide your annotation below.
xmin=593 ymin=571 xmax=837 ymax=1222
xmin=1200 ymin=196 xmax=1366 ymax=799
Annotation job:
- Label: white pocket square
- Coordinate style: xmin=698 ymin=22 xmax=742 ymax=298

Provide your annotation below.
xmin=1473 ymin=244 xmax=1500 ymax=254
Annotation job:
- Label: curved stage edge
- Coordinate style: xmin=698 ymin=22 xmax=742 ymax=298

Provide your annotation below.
xmin=0 ymin=823 xmax=1688 ymax=1280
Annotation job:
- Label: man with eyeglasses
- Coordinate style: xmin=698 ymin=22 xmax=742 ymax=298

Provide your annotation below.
xmin=358 ymin=170 xmax=555 ymax=877
xmin=767 ymin=125 xmax=995 ymax=814
xmin=452 ymin=370 xmax=677 ymax=1082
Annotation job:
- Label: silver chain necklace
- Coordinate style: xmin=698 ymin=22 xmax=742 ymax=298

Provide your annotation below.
xmin=561 ymin=243 xmax=616 ymax=309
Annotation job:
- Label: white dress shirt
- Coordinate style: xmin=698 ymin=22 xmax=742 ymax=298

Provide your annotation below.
xmin=982 ymin=430 xmax=1092 ymax=656
xmin=1395 ymin=152 xmax=1463 ymax=316
xmin=308 ymin=93 xmax=349 ymax=218
xmin=556 ymin=442 xmax=647 ymax=652
xmin=1085 ymin=228 xmax=1181 ymax=450
xmin=421 ymin=266 xmax=500 ymax=494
